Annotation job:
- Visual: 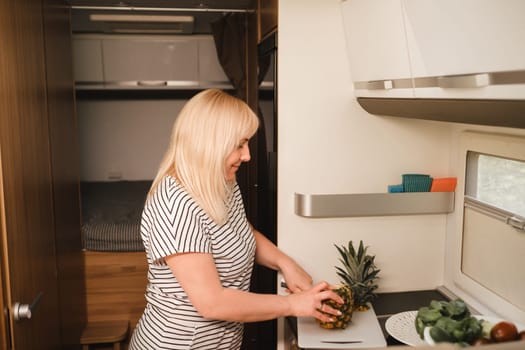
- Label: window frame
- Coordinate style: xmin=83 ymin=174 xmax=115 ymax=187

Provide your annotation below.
xmin=447 ymin=131 xmax=525 ymax=325
xmin=465 ymin=151 xmax=525 ymax=228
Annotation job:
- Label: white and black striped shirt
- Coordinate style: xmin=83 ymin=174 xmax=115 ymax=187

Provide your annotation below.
xmin=129 ymin=175 xmax=256 ymax=349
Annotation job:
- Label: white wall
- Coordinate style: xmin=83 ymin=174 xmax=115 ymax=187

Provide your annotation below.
xmin=277 ymin=0 xmax=453 ymax=292
xmin=77 ymin=99 xmax=186 ymax=181
xmin=277 ymin=0 xmax=525 ymax=333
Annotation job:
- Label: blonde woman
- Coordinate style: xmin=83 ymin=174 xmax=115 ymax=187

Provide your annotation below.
xmin=129 ymin=89 xmax=342 ymax=350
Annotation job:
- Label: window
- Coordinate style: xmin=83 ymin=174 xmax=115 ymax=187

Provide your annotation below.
xmin=458 ymin=133 xmax=525 ymax=316
xmin=466 ymin=152 xmax=525 ymax=219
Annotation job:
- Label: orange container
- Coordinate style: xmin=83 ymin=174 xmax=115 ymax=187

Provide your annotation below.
xmin=430 ymin=177 xmax=457 ymax=192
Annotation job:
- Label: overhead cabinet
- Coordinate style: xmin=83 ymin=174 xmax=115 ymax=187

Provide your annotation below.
xmin=341 ymin=0 xmax=413 ymax=98
xmin=341 ymin=0 xmax=525 ymax=100
xmin=72 ymin=35 xmax=231 ymax=90
xmin=405 ymin=0 xmax=525 ymax=100
xmin=72 ymin=38 xmax=104 ymax=84
xmin=102 ymin=37 xmax=199 ymax=85
xmin=197 ymin=36 xmax=232 ymax=86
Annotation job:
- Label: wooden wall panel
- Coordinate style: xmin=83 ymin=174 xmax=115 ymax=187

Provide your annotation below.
xmin=0 ymin=0 xmax=62 ymax=348
xmin=42 ymin=0 xmax=86 ymax=347
xmin=258 ymin=0 xmax=277 ymax=42
xmin=83 ymin=251 xmax=148 ymax=346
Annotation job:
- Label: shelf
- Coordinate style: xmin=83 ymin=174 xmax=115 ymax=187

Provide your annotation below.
xmin=294 ymin=192 xmax=455 ymax=218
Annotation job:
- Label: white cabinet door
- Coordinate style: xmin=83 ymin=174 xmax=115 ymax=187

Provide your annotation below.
xmin=404 ymin=0 xmax=525 ymax=78
xmin=102 ymin=37 xmax=199 ymax=84
xmin=72 ymin=38 xmax=104 ymax=83
xmin=404 ymin=0 xmax=525 ymax=99
xmin=341 ymin=0 xmax=414 ymax=97
xmin=197 ymin=36 xmax=230 ymax=87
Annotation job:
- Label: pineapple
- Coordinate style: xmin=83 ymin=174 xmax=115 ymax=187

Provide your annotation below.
xmin=318 ymin=284 xmax=354 ymax=329
xmin=335 ymin=240 xmax=380 ymax=311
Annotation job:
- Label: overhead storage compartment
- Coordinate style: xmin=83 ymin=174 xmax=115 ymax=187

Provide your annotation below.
xmin=72 ymin=34 xmax=231 ymax=90
xmin=340 ymin=0 xmax=413 ymax=98
xmin=102 ymin=37 xmax=199 ymax=85
xmin=340 ymin=0 xmax=525 ymax=128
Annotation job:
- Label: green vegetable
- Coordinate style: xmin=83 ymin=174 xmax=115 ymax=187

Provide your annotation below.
xmin=481 ymin=319 xmax=493 ymax=339
xmin=415 ymin=299 xmax=483 ymax=345
xmin=430 ymin=325 xmax=453 ymax=343
xmin=418 ymin=306 xmax=442 ymax=323
xmin=415 ymin=316 xmax=426 ymax=337
xmin=445 ymin=299 xmax=469 ymax=320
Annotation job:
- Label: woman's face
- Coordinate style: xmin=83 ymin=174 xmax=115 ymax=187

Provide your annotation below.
xmin=225 ymin=138 xmax=251 ymax=181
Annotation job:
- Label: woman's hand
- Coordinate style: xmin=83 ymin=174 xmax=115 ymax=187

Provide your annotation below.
xmin=279 ymin=257 xmax=313 ymax=293
xmin=287 ymin=281 xmax=344 ymax=323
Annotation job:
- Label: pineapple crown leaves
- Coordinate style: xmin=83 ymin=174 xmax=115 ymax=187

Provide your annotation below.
xmin=334 ymin=240 xmax=380 ymax=304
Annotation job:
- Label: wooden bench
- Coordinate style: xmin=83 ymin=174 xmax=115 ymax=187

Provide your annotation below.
xmin=80 ymin=320 xmax=129 ymax=350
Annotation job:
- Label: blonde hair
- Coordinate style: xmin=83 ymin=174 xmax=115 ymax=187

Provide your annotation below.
xmin=149 ymin=89 xmax=259 ymax=225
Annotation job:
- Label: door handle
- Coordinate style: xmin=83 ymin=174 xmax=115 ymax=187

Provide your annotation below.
xmin=13 ymin=291 xmax=43 ymax=321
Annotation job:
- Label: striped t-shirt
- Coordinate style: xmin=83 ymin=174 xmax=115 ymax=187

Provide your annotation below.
xmin=129 ymin=175 xmax=256 ymax=349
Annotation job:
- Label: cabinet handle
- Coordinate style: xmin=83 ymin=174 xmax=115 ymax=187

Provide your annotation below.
xmin=137 ymin=80 xmax=168 ymax=86
xmin=366 ymin=80 xmax=393 ymax=90
xmin=437 ymin=73 xmax=491 ymax=88
xmin=506 ymin=216 xmax=525 ymax=231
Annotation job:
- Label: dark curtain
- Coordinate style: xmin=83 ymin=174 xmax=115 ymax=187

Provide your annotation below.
xmin=211 ymin=13 xmax=248 ymax=99
xmin=211 ymin=13 xmax=271 ymax=231
xmin=211 ymin=13 xmax=270 ymax=99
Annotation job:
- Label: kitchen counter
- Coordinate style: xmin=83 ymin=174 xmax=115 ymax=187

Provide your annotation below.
xmin=373 ymin=288 xmax=451 ymax=346
xmin=288 ymin=287 xmax=459 ymax=348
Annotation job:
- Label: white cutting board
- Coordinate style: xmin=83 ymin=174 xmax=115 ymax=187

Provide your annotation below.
xmin=297 ymin=305 xmax=387 ymax=349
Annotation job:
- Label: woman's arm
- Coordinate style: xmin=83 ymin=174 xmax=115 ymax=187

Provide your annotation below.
xmin=165 ymin=252 xmax=342 ymax=323
xmin=252 ymin=227 xmax=313 ymax=293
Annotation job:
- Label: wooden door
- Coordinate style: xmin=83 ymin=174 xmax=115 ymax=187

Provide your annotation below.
xmin=43 ymin=0 xmax=86 ymax=347
xmin=0 ymin=0 xmax=62 ymax=348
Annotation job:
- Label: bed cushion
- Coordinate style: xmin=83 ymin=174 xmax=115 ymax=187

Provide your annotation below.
xmin=81 ymin=181 xmax=151 ymax=252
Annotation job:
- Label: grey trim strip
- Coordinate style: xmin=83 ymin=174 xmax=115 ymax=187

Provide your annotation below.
xmin=111 ymin=80 xmax=200 ymax=87
xmin=354 ymin=70 xmax=525 ymax=91
xmin=74 ymin=80 xmax=225 ymax=90
xmin=76 ymin=80 xmax=230 ymax=88
xmin=294 ymin=192 xmax=454 ymax=218
xmin=464 ymin=196 xmax=525 ymax=231
xmin=356 ymin=97 xmax=525 ymax=129
xmin=71 ymin=5 xmax=255 ymax=13
xmin=354 ymin=78 xmax=412 ymax=90
xmin=437 ymin=73 xmax=490 ymax=89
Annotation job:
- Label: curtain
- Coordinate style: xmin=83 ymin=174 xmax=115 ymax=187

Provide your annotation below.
xmin=211 ymin=12 xmax=272 ymax=229
xmin=211 ymin=13 xmax=270 ymax=99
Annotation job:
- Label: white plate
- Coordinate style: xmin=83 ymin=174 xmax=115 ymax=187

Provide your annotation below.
xmin=385 ymin=311 xmax=427 ymax=346
xmin=424 ymin=315 xmax=525 ymax=346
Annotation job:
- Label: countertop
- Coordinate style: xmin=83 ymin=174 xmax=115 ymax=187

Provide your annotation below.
xmin=288 ymin=287 xmax=454 ymax=348
xmin=373 ymin=288 xmax=451 ymax=346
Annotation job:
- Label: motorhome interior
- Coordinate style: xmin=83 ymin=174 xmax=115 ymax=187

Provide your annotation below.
xmin=70 ymin=1 xmax=277 ymax=348
xmin=1 ymin=0 xmax=524 ymax=349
